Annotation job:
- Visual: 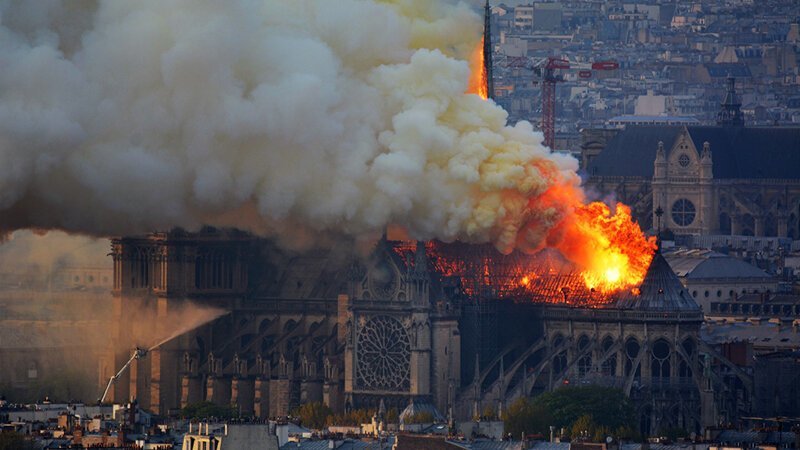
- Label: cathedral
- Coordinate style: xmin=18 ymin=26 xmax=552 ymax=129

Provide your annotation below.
xmin=582 ymin=77 xmax=800 ymax=238
xmin=102 ymin=230 xmax=750 ymax=436
xmin=98 ymin=15 xmax=757 ymax=434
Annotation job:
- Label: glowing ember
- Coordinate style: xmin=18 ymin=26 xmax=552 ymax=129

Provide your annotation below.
xmin=467 ymin=37 xmax=489 ymax=99
xmin=391 ymin=202 xmax=654 ymax=300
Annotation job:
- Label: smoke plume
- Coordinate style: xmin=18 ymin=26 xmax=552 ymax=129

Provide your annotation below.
xmin=0 ymin=0 xmax=582 ymax=254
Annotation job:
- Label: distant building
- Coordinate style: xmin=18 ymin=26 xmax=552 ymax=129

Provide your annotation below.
xmin=663 ymin=249 xmax=778 ymax=312
xmin=182 ymin=422 xmax=280 ymax=450
xmin=583 ymin=78 xmax=800 ymax=238
xmin=607 ymin=115 xmax=701 ymax=128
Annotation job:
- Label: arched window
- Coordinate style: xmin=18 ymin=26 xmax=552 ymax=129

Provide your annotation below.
xmin=651 ymin=339 xmax=671 ymax=380
xmin=680 ymin=338 xmax=694 ymax=379
xmin=601 ymin=336 xmax=616 ymax=377
xmin=577 ymin=335 xmax=592 ymax=377
xmin=624 ymin=338 xmax=640 ymax=378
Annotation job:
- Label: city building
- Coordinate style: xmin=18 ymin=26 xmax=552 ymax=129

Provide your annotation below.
xmin=583 ymin=78 xmax=800 ymax=238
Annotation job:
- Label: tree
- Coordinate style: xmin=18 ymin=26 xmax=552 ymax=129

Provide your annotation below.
xmin=482 ymin=404 xmax=497 ymax=421
xmin=405 ymin=411 xmax=435 ymax=424
xmin=657 ymin=426 xmax=688 ymax=442
xmin=292 ymin=402 xmax=333 ymax=430
xmin=504 ymin=397 xmax=554 ymax=439
xmin=569 ymin=414 xmax=597 ymax=440
xmin=532 ymin=386 xmax=635 ymax=432
xmin=385 ymin=407 xmax=399 ymax=424
xmin=328 ymin=408 xmax=374 ymax=426
xmin=181 ymin=401 xmax=239 ymax=419
xmin=615 ymin=425 xmax=640 ymax=442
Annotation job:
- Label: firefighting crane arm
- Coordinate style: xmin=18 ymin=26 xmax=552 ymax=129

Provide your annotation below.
xmin=100 ymin=347 xmax=148 ymax=403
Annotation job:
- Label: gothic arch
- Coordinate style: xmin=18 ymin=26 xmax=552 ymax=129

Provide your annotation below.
xmin=740 ymin=213 xmax=755 ymax=236
xmin=650 ymin=339 xmax=671 ymax=379
xmin=624 ymin=337 xmax=641 ymax=378
xmin=577 ymin=335 xmax=593 ymax=377
xmin=598 ymin=335 xmax=618 ymax=376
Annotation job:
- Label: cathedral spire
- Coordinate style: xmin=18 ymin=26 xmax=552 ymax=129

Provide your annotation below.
xmin=483 ymin=0 xmax=494 ymax=100
xmin=717 ymin=76 xmax=743 ymax=127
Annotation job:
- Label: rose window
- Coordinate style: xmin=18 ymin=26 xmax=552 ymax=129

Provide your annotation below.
xmin=356 ymin=315 xmax=410 ymax=391
xmin=671 ymin=198 xmax=696 ymax=226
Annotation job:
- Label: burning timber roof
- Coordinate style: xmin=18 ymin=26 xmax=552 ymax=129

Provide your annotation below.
xmin=416 ymin=242 xmax=700 ymax=312
xmin=613 ymin=252 xmax=701 ymax=312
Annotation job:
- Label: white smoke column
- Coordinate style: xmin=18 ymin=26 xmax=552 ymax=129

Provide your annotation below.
xmin=0 ymin=0 xmax=581 ymax=253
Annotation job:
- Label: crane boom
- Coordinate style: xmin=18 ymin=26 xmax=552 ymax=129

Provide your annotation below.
xmin=99 ymin=348 xmax=148 ymax=403
xmin=527 ymin=56 xmax=618 ymax=148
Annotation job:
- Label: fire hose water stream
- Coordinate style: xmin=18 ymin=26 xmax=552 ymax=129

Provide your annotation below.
xmin=99 ymin=309 xmax=228 ymax=403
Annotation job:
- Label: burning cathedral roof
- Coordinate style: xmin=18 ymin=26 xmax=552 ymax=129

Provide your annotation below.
xmin=394 ymin=241 xmax=700 ymax=313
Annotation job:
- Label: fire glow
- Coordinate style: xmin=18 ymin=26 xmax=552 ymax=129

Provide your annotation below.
xmin=467 ymin=37 xmax=489 ymax=100
xmin=556 ymin=202 xmax=657 ymax=294
xmin=415 ymin=203 xmax=656 ymax=301
xmin=463 ymin=37 xmax=656 ymax=296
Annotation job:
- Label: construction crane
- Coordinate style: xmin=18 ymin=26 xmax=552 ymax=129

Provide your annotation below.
xmin=99 ymin=347 xmax=148 ymax=403
xmin=531 ymin=57 xmax=619 ymax=149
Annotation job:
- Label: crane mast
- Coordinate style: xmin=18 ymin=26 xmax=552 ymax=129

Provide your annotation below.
xmin=531 ymin=57 xmax=619 ymax=149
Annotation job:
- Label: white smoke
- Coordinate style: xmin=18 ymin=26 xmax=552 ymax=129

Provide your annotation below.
xmin=0 ymin=0 xmax=581 ymax=252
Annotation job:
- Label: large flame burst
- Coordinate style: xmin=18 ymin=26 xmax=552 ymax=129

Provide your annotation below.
xmin=557 ymin=202 xmax=657 ymax=293
xmin=467 ymin=37 xmax=489 ymax=99
xmin=463 ymin=37 xmax=656 ymax=295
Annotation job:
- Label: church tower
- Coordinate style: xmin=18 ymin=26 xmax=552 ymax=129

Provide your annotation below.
xmin=717 ymin=76 xmax=744 ymax=126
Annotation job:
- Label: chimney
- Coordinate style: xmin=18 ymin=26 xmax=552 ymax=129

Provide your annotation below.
xmin=73 ymin=425 xmax=83 ymax=446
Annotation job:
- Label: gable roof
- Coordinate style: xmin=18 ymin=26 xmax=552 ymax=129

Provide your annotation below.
xmin=587 ymin=125 xmax=800 ymax=180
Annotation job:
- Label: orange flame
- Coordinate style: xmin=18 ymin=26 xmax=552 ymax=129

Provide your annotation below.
xmin=555 ymin=202 xmax=657 ymax=294
xmin=467 ymin=37 xmax=488 ymax=99
xmin=510 ymin=159 xmax=656 ymax=295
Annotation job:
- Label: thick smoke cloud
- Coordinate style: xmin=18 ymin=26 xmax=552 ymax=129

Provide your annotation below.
xmin=0 ymin=0 xmax=581 ymax=253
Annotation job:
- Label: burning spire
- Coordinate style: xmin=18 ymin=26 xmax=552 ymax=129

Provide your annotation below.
xmin=467 ymin=1 xmax=493 ymax=99
xmin=483 ymin=0 xmax=494 ymax=100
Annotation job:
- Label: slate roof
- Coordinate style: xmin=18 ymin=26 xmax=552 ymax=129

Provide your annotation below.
xmin=449 ymin=440 xmax=525 ymax=450
xmin=587 ymin=125 xmax=800 ymax=180
xmin=714 ymin=430 xmax=798 ymax=445
xmin=705 ymin=63 xmax=751 ymax=78
xmin=280 ymin=437 xmax=394 ymax=450
xmin=701 ymin=322 xmax=800 ymax=348
xmin=586 ymin=126 xmax=683 ymax=178
xmin=527 ymin=442 xmax=570 ymax=450
xmin=618 ymin=444 xmax=710 ymax=450
xmin=613 ymin=252 xmax=701 ymax=312
xmin=664 ymin=250 xmax=772 ymax=279
xmin=399 ymin=400 xmax=445 ymax=424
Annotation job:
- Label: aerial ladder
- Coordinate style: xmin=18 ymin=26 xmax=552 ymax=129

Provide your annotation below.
xmin=99 ymin=347 xmax=148 ymax=403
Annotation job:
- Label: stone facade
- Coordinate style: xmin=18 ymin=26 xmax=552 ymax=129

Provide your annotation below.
xmin=104 ymin=231 xmax=460 ymax=417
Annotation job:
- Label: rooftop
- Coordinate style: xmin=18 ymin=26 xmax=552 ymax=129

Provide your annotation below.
xmin=587 ymin=125 xmax=800 ymax=180
xmin=664 ymin=249 xmax=773 ymax=279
